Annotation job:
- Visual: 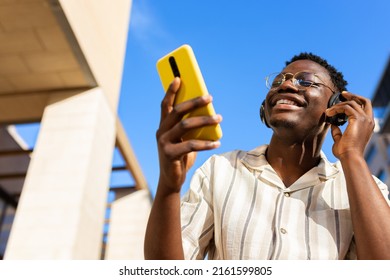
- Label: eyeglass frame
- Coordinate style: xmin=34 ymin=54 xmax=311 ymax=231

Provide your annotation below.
xmin=265 ymin=71 xmax=336 ymax=93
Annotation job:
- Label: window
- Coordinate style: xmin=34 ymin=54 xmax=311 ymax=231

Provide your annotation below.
xmin=376 ymin=169 xmax=388 ymax=183
xmin=0 ymin=200 xmax=16 ymax=259
xmin=365 ymin=145 xmax=377 ymax=164
xmin=387 ymin=143 xmax=390 ymax=164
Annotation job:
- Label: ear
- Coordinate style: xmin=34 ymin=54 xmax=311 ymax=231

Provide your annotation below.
xmin=260 ymin=100 xmax=270 ymax=128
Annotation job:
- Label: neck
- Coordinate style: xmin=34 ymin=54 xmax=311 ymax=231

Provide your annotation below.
xmin=266 ymin=132 xmax=325 ymax=187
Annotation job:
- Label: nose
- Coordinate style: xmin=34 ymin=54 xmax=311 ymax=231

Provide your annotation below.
xmin=277 ymin=78 xmax=299 ymax=93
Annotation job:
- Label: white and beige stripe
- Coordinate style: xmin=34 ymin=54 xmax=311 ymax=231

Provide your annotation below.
xmin=180 ymin=145 xmax=389 ymax=260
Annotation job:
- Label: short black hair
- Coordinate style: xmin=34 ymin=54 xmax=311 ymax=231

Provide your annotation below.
xmin=286 ymin=52 xmax=348 ymax=92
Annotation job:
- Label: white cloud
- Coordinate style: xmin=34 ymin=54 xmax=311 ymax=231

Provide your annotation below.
xmin=129 ymin=0 xmax=173 ymax=50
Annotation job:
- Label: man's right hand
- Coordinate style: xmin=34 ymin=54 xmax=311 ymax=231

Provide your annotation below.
xmin=156 ymin=77 xmax=222 ymax=194
xmin=145 ymin=77 xmax=222 ymax=259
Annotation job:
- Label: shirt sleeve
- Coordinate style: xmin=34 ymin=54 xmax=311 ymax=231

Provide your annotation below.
xmin=344 ymin=237 xmax=357 ymax=260
xmin=374 ymin=175 xmax=390 ymax=206
xmin=180 ymin=161 xmax=215 ymax=260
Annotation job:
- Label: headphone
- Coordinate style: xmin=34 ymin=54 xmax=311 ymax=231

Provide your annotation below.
xmin=260 ymin=100 xmax=270 ymax=128
xmin=260 ymin=92 xmax=347 ymax=128
xmin=326 ymin=92 xmax=348 ymax=126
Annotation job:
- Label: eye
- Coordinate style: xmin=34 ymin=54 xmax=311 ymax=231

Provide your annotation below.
xmin=297 ymin=79 xmax=313 ymax=87
xmin=271 ymin=80 xmax=282 ymax=87
xmin=271 ymin=74 xmax=285 ymax=87
xmin=295 ymin=72 xmax=316 ymax=87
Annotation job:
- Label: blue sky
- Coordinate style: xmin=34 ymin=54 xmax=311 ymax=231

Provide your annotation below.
xmin=119 ymin=0 xmax=390 ymax=197
xmin=17 ymin=0 xmax=390 ymax=197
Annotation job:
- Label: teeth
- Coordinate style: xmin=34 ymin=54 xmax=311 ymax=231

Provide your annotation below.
xmin=276 ymin=99 xmax=298 ymax=106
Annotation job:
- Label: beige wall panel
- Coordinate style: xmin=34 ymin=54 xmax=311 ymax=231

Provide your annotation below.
xmin=0 ymin=90 xmax=83 ymax=124
xmin=0 ymin=55 xmax=29 ymax=75
xmin=0 ymin=30 xmax=43 ymax=54
xmin=6 ymin=72 xmax=64 ymax=91
xmin=35 ymin=25 xmax=71 ymax=52
xmin=104 ymin=189 xmax=151 ymax=260
xmin=0 ymin=1 xmax=57 ymax=32
xmin=0 ymin=77 xmax=15 ymax=94
xmin=58 ymin=0 xmax=132 ymax=110
xmin=59 ymin=69 xmax=89 ymax=87
xmin=22 ymin=51 xmax=79 ymax=73
xmin=4 ymin=87 xmax=116 ymax=259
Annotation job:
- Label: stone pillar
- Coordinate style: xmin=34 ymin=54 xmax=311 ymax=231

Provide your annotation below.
xmin=104 ymin=190 xmax=151 ymax=260
xmin=4 ymin=88 xmax=115 ymax=259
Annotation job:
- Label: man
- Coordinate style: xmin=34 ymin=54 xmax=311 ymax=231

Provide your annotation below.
xmin=144 ymin=53 xmax=390 ymax=259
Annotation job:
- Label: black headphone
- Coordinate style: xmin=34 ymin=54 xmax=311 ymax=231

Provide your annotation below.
xmin=260 ymin=100 xmax=270 ymax=128
xmin=326 ymin=92 xmax=347 ymax=126
xmin=260 ymin=92 xmax=347 ymax=128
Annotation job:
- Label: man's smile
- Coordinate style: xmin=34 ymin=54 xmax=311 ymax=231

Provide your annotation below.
xmin=270 ymin=94 xmax=307 ymax=109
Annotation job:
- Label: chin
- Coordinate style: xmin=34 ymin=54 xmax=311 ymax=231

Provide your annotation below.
xmin=269 ymin=118 xmax=297 ymax=129
xmin=270 ymin=121 xmax=297 ymax=129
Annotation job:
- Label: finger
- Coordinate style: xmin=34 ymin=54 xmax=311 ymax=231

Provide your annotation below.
xmin=160 ymin=77 xmax=181 ymax=121
xmin=326 ymin=104 xmax=365 ymax=126
xmin=330 ymin=124 xmax=342 ymax=143
xmin=163 ymin=139 xmax=221 ymax=160
xmin=340 ymin=91 xmax=373 ymax=115
xmin=326 ymin=99 xmax=369 ymax=121
xmin=352 ymin=94 xmax=373 ymax=117
xmin=159 ymin=95 xmax=214 ymax=135
xmin=326 ymin=101 xmax=374 ymax=132
xmin=325 ymin=103 xmax=355 ymax=120
xmin=165 ymin=114 xmax=222 ymax=143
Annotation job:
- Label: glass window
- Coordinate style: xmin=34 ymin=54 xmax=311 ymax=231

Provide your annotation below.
xmin=376 ymin=169 xmax=388 ymax=182
xmin=365 ymin=145 xmax=377 ymax=164
xmin=387 ymin=143 xmax=390 ymax=164
xmin=373 ymin=107 xmax=387 ymax=119
xmin=0 ymin=199 xmax=4 ymax=219
xmin=0 ymin=206 xmax=15 ymax=259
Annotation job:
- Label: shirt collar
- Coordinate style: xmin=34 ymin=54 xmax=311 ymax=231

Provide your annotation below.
xmin=240 ymin=145 xmax=340 ymax=181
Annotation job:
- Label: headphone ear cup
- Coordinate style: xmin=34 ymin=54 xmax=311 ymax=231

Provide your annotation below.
xmin=260 ymin=100 xmax=270 ymax=128
xmin=327 ymin=93 xmax=339 ymax=108
xmin=326 ymin=92 xmax=348 ymax=126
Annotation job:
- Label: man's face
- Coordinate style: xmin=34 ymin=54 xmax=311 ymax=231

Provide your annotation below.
xmin=264 ymin=59 xmax=335 ymax=135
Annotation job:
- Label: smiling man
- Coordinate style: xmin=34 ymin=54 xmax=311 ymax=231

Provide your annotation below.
xmin=144 ymin=53 xmax=390 ymax=260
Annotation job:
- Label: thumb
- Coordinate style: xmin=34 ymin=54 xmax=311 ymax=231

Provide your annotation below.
xmin=330 ymin=124 xmax=342 ymax=143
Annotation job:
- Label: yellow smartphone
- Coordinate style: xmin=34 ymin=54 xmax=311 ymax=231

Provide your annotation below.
xmin=156 ymin=44 xmax=222 ymax=141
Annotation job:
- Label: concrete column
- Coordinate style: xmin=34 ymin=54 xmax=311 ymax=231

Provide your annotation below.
xmin=104 ymin=190 xmax=151 ymax=260
xmin=4 ymin=88 xmax=115 ymax=259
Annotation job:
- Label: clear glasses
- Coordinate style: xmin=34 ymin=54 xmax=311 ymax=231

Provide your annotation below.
xmin=265 ymin=71 xmax=335 ymax=93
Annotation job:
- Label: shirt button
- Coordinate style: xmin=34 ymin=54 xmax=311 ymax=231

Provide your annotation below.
xmin=284 ymin=192 xmax=290 ymax=197
xmin=280 ymin=228 xmax=287 ymax=234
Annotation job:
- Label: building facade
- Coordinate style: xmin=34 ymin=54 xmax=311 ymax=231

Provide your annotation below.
xmin=365 ymin=57 xmax=390 ymax=195
xmin=0 ymin=0 xmax=151 ymax=259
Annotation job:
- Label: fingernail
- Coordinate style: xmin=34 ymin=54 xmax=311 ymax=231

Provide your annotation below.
xmin=209 ymin=141 xmax=221 ymax=148
xmin=212 ymin=114 xmax=222 ymax=121
xmin=204 ymin=95 xmax=213 ymax=102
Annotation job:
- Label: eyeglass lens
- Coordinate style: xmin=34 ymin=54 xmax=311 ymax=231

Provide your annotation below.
xmin=268 ymin=72 xmax=316 ymax=88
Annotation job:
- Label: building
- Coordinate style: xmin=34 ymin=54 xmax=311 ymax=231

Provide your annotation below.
xmin=365 ymin=56 xmax=390 ymax=194
xmin=0 ymin=0 xmax=151 ymax=259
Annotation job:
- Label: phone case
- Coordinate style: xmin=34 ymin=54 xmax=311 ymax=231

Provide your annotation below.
xmin=156 ymin=44 xmax=222 ymax=141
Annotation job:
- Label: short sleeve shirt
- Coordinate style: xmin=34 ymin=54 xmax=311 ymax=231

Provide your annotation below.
xmin=180 ymin=145 xmax=390 ymax=260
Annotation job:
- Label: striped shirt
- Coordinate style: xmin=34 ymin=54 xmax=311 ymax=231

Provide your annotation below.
xmin=180 ymin=145 xmax=390 ymax=260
